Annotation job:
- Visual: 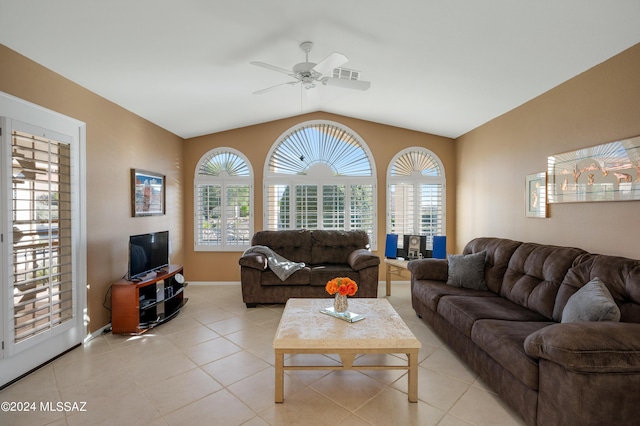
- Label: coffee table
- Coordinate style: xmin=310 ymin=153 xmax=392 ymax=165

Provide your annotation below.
xmin=273 ymin=298 xmax=421 ymax=403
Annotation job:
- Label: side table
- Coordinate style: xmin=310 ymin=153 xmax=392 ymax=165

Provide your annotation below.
xmin=384 ymin=258 xmax=410 ymax=296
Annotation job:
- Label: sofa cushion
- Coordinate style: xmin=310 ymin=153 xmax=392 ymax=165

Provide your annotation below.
xmin=310 ymin=230 xmax=369 ymax=264
xmin=472 ymin=320 xmax=553 ymax=390
xmin=310 ymin=265 xmax=361 ymax=287
xmin=447 ymin=251 xmax=487 ymax=290
xmin=260 ymin=267 xmax=311 ymax=286
xmin=561 ymin=277 xmax=621 ymax=323
xmin=500 ymin=242 xmax=586 ymax=320
xmin=412 ymin=281 xmax=498 ymax=312
xmin=437 ymin=295 xmax=548 ymax=337
xmin=251 ymin=229 xmax=312 ymax=265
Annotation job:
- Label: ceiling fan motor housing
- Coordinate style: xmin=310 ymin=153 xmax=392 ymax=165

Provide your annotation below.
xmin=292 ymin=62 xmax=317 ymax=74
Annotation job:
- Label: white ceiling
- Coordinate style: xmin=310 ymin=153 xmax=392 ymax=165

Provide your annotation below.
xmin=2 ymin=1 xmax=640 ymax=139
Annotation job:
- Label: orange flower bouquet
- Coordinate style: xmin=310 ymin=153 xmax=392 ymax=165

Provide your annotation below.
xmin=325 ymin=277 xmax=358 ymax=297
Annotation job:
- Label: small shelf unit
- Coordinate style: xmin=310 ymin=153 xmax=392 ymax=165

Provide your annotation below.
xmin=111 ymin=264 xmax=187 ymax=334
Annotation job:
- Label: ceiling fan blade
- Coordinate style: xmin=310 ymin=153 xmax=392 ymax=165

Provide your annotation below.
xmin=252 ymin=81 xmax=298 ymax=95
xmin=250 ymin=61 xmax=294 ymax=77
xmin=322 ymin=78 xmax=371 ymax=91
xmin=312 ymin=52 xmax=349 ymax=76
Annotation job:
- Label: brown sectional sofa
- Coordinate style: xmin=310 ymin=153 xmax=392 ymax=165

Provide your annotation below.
xmin=239 ymin=229 xmax=380 ymax=307
xmin=408 ymin=237 xmax=640 ymax=426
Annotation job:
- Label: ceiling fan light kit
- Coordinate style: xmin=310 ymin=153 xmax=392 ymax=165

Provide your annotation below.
xmin=251 ymin=41 xmax=371 ymax=95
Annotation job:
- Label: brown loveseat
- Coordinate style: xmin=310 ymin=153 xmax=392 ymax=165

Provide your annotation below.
xmin=408 ymin=237 xmax=640 ymax=426
xmin=239 ymin=229 xmax=380 ymax=307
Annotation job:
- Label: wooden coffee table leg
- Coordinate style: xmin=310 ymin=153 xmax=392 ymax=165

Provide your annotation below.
xmin=275 ymin=351 xmax=284 ymax=403
xmin=408 ymin=351 xmax=418 ymax=402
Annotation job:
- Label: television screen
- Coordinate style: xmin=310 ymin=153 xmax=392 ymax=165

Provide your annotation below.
xmin=128 ymin=231 xmax=169 ymax=279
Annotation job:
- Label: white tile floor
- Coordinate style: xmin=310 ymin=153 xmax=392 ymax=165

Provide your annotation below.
xmin=0 ymin=282 xmax=526 ymax=425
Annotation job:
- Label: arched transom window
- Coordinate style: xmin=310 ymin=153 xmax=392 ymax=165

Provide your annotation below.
xmin=264 ymin=120 xmax=377 ymax=248
xmin=194 ymin=148 xmax=253 ymax=251
xmin=387 ymin=147 xmax=445 ymax=249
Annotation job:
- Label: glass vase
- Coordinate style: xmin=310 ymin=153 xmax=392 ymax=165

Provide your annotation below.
xmin=334 ymin=294 xmax=348 ymax=314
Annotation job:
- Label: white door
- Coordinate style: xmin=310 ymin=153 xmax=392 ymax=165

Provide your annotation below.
xmin=1 ymin=93 xmax=86 ymax=387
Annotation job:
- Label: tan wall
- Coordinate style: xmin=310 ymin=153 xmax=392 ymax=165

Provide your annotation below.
xmin=0 ymin=45 xmax=185 ymax=333
xmin=184 ymin=112 xmax=455 ymax=282
xmin=456 ymin=42 xmax=640 ymax=258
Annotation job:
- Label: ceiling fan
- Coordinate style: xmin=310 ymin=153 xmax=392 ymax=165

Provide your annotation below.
xmin=250 ymin=41 xmax=371 ymax=95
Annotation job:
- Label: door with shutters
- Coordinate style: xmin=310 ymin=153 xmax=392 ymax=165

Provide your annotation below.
xmin=1 ymin=93 xmax=86 ymax=387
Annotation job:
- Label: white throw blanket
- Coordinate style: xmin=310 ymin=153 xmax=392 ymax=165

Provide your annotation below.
xmin=243 ymin=245 xmax=305 ymax=281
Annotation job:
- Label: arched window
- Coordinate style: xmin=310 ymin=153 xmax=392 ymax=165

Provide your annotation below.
xmin=264 ymin=120 xmax=377 ymax=248
xmin=387 ymin=147 xmax=445 ymax=250
xmin=194 ymin=148 xmax=253 ymax=251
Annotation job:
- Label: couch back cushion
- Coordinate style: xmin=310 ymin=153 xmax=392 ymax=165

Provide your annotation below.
xmin=310 ymin=230 xmax=370 ymax=264
xmin=553 ymin=253 xmax=640 ymax=323
xmin=463 ymin=237 xmax=523 ymax=294
xmin=501 ymin=243 xmax=586 ymax=319
xmin=251 ymin=230 xmax=312 ymax=264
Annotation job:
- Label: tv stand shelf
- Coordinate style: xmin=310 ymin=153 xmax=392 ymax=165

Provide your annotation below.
xmin=111 ymin=264 xmax=187 ymax=334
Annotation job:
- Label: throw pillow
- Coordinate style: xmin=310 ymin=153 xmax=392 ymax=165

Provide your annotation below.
xmin=446 ymin=250 xmax=487 ymax=290
xmin=561 ymin=277 xmax=621 ymax=323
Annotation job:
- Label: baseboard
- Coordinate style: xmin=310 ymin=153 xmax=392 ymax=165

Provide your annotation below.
xmin=188 ymin=281 xmax=241 ymax=286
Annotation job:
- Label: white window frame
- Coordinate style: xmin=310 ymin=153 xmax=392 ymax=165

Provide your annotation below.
xmin=194 ymin=148 xmax=253 ymax=252
xmin=386 ymin=147 xmax=446 ymax=250
xmin=263 ymin=120 xmax=377 ymax=249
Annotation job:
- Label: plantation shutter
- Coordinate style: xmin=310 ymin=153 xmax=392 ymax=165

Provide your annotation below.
xmin=419 ymin=183 xmax=444 ymax=247
xmin=322 ymin=184 xmax=345 ymax=229
xmin=389 ymin=183 xmax=415 ymax=236
xmin=196 ymin=184 xmax=222 ymax=245
xmin=350 ymin=184 xmax=375 ymax=239
xmin=11 ymin=129 xmax=74 ymax=344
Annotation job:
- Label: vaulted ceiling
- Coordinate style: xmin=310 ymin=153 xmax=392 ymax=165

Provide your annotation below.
xmin=2 ymin=1 xmax=640 ymax=139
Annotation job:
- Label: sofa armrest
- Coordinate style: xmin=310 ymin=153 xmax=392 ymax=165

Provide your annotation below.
xmin=524 ymin=322 xmax=640 ymax=373
xmin=347 ymin=249 xmax=380 ymax=271
xmin=238 ymin=252 xmax=268 ymax=271
xmin=407 ymin=258 xmax=448 ymax=281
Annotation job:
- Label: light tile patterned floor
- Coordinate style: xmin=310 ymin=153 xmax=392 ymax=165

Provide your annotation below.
xmin=0 ymin=283 xmax=526 ymax=425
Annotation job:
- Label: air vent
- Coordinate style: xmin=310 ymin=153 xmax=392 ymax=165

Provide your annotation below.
xmin=332 ymin=67 xmax=360 ymax=81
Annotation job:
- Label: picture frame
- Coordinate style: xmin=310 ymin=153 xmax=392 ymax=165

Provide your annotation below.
xmin=547 ymin=135 xmax=640 ymax=203
xmin=131 ymin=168 xmax=165 ymax=217
xmin=525 ymin=172 xmax=547 ymax=218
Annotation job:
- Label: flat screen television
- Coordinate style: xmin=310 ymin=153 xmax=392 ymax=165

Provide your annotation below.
xmin=128 ymin=231 xmax=170 ymax=280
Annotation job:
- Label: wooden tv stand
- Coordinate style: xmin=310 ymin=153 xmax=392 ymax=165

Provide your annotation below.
xmin=111 ymin=264 xmax=187 ymax=334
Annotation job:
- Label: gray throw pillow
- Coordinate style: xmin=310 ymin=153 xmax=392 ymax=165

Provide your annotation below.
xmin=446 ymin=250 xmax=487 ymax=290
xmin=561 ymin=277 xmax=621 ymax=323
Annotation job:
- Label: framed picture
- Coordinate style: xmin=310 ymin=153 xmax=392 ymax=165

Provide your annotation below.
xmin=547 ymin=135 xmax=640 ymax=203
xmin=131 ymin=169 xmax=165 ymax=216
xmin=525 ymin=172 xmax=547 ymax=218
